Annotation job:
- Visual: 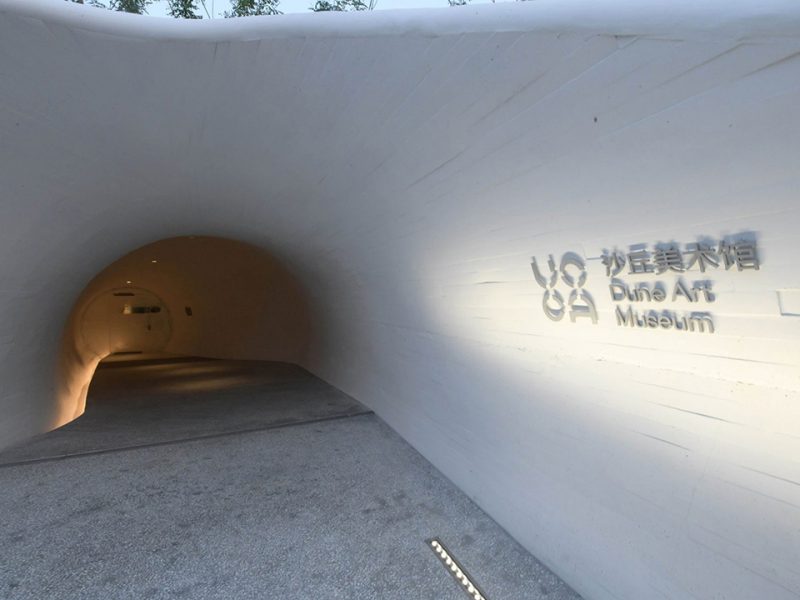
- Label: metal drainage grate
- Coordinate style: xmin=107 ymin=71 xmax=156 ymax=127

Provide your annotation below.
xmin=427 ymin=538 xmax=490 ymax=600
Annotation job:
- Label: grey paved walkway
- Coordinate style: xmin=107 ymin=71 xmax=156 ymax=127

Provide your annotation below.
xmin=0 ymin=358 xmax=581 ymax=600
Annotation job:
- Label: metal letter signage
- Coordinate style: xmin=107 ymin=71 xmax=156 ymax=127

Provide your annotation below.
xmin=531 ymin=253 xmax=598 ymax=324
xmin=530 ymin=235 xmax=760 ymax=334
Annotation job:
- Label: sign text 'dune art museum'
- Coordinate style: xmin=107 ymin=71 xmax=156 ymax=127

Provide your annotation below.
xmin=530 ymin=236 xmax=760 ymax=334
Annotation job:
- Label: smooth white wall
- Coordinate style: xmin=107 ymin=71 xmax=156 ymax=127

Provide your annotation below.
xmin=0 ymin=2 xmax=798 ymax=598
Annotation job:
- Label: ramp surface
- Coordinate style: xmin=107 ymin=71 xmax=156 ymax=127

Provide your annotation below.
xmin=0 ymin=359 xmax=579 ymax=600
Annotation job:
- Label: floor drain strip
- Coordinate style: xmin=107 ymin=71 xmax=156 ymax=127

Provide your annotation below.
xmin=427 ymin=538 xmax=490 ymax=600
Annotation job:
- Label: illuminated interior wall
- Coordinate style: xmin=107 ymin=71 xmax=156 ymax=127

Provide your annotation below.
xmin=1 ymin=1 xmax=799 ymax=599
xmin=56 ymin=237 xmax=310 ymax=423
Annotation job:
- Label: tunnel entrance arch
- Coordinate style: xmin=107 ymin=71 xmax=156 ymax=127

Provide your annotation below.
xmin=55 ymin=236 xmax=311 ymax=429
xmin=81 ymin=287 xmax=171 ymax=357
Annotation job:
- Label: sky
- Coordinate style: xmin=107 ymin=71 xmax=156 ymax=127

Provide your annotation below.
xmin=143 ymin=0 xmax=502 ymax=19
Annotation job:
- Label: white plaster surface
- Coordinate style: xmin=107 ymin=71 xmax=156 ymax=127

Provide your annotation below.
xmin=0 ymin=1 xmax=799 ymax=598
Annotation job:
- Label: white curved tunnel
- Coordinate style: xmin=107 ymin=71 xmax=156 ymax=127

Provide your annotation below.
xmin=57 ymin=236 xmax=310 ymax=424
xmin=1 ymin=1 xmax=799 ymax=598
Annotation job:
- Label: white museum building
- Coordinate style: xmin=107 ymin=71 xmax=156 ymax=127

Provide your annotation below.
xmin=0 ymin=1 xmax=798 ymax=599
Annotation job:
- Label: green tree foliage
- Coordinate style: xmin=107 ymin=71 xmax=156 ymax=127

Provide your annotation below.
xmin=225 ymin=0 xmax=281 ymax=17
xmin=167 ymin=0 xmax=203 ymax=18
xmin=65 ymin=0 xmax=114 ymax=8
xmin=311 ymin=0 xmax=377 ymax=11
xmin=109 ymin=0 xmax=152 ymax=13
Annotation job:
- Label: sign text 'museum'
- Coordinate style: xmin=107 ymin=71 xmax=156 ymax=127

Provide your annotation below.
xmin=530 ymin=236 xmax=761 ymax=334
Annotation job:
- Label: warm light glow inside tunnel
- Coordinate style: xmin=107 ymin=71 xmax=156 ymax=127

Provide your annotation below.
xmin=54 ymin=236 xmax=311 ymax=428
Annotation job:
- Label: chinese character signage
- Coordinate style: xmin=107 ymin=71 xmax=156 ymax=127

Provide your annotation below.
xmin=530 ymin=236 xmax=760 ymax=334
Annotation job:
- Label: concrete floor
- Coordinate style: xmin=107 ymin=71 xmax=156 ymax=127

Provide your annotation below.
xmin=0 ymin=358 xmax=581 ymax=600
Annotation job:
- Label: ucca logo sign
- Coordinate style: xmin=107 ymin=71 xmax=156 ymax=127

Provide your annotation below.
xmin=530 ymin=235 xmax=760 ymax=334
xmin=530 ymin=252 xmax=598 ymax=324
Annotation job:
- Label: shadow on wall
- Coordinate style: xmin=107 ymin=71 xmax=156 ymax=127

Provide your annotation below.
xmin=55 ymin=236 xmax=311 ymax=429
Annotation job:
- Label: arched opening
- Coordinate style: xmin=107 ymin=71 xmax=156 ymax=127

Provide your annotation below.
xmin=55 ymin=235 xmax=312 ymax=427
xmin=81 ymin=287 xmax=172 ymax=358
